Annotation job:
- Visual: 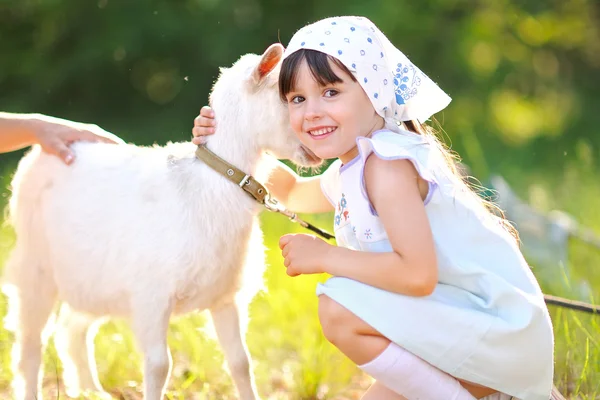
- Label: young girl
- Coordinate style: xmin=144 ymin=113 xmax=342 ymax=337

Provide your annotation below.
xmin=193 ymin=16 xmax=555 ymax=400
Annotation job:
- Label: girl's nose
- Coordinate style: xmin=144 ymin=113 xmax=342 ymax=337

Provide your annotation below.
xmin=304 ymin=100 xmax=322 ymax=121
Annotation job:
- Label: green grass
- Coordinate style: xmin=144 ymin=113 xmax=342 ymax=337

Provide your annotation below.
xmin=0 ymin=161 xmax=599 ymax=399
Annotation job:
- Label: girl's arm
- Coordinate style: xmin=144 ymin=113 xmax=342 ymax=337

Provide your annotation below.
xmin=281 ymin=156 xmax=437 ymax=297
xmin=324 ymin=156 xmax=437 ymax=296
xmin=0 ymin=112 xmax=121 ymax=163
xmin=263 ymin=156 xmax=334 ymax=214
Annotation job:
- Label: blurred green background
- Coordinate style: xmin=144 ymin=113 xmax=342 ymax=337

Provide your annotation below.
xmin=0 ymin=0 xmax=599 ymax=398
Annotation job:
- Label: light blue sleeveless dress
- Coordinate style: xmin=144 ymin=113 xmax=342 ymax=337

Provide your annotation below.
xmin=316 ymin=129 xmax=554 ymax=400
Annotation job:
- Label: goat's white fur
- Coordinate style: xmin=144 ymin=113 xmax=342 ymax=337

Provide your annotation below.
xmin=1 ymin=43 xmax=317 ymax=400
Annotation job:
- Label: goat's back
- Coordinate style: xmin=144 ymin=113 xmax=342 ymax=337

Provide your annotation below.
xmin=5 ymin=142 xmax=265 ymax=316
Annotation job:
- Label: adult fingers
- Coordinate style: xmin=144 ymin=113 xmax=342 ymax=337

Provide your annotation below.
xmin=44 ymin=140 xmax=74 ymax=165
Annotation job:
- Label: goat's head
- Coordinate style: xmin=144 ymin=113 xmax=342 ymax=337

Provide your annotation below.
xmin=209 ymin=44 xmax=322 ymax=167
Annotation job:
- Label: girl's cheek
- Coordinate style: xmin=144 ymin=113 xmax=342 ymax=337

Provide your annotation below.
xmin=288 ymin=109 xmax=303 ymax=134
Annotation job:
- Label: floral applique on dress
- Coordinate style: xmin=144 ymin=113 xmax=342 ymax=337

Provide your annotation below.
xmin=335 ymin=193 xmax=349 ymax=226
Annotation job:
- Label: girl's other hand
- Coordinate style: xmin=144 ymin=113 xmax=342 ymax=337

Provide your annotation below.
xmin=279 ymin=233 xmax=332 ymax=277
xmin=192 ymin=106 xmax=217 ymax=145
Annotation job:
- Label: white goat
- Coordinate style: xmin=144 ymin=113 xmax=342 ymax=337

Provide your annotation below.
xmin=1 ymin=43 xmax=320 ymax=400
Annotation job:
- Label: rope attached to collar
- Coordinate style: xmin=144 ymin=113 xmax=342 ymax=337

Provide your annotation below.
xmin=194 ymin=145 xmax=335 ymax=240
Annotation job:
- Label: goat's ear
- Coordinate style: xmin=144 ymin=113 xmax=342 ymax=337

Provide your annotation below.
xmin=253 ymin=43 xmax=284 ymax=84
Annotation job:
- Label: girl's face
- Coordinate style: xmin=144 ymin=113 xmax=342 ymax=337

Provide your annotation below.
xmin=284 ymin=59 xmax=384 ymax=164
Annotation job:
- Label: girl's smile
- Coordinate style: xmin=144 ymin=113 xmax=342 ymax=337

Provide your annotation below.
xmin=307 ymin=126 xmax=337 ymax=140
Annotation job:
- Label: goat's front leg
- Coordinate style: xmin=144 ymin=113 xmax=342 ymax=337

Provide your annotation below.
xmin=131 ymin=299 xmax=173 ymax=400
xmin=210 ymin=303 xmax=259 ymax=400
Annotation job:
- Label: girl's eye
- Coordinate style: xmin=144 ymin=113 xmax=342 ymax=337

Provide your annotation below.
xmin=289 ymin=95 xmax=305 ymax=104
xmin=324 ymin=89 xmax=339 ymax=97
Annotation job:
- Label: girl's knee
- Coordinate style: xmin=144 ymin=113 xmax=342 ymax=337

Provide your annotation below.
xmin=318 ymin=295 xmax=356 ymax=344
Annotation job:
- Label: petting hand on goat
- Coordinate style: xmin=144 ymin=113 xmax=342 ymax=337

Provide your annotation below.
xmin=0 ymin=112 xmax=122 ymax=164
xmin=192 ymin=106 xmax=216 ymax=145
xmin=279 ymin=233 xmax=333 ymax=277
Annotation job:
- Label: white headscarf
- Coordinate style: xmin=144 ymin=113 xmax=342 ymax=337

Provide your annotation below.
xmin=283 ymin=16 xmax=451 ymax=124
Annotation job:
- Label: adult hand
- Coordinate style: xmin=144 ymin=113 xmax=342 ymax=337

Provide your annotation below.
xmin=35 ymin=121 xmax=122 ymax=164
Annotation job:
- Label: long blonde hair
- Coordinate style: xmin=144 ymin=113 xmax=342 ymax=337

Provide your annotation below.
xmin=403 ymin=119 xmax=520 ymax=242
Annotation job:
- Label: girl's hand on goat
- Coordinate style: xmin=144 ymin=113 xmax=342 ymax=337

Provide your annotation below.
xmin=192 ymin=106 xmax=216 ymax=145
xmin=279 ymin=233 xmax=332 ymax=277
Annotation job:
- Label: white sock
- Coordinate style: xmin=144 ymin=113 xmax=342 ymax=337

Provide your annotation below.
xmin=359 ymin=342 xmax=476 ymax=400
